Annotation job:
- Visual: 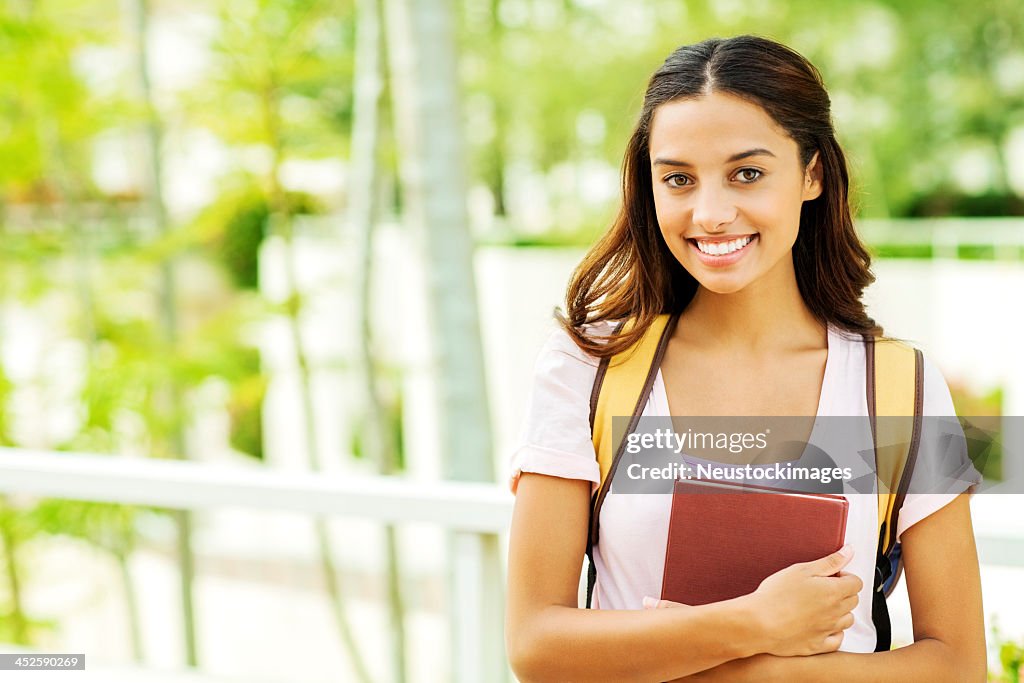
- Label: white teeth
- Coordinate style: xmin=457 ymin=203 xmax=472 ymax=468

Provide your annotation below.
xmin=696 ymin=235 xmax=753 ymax=255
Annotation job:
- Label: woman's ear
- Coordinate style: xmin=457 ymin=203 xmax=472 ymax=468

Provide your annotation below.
xmin=802 ymin=151 xmax=823 ymax=201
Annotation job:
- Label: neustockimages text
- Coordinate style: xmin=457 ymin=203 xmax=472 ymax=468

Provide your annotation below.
xmin=626 ymin=461 xmax=854 ymax=484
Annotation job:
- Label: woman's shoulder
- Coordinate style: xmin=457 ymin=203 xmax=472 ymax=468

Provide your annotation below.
xmin=509 ymin=320 xmax=619 ymax=494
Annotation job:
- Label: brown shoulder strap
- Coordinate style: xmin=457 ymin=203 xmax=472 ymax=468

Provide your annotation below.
xmin=888 ymin=347 xmax=924 ymax=552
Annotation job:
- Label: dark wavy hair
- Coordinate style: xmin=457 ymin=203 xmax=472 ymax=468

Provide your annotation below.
xmin=555 ymin=34 xmax=882 ymax=359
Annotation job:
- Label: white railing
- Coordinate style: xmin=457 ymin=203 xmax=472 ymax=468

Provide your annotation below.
xmin=0 ymin=448 xmax=514 ymax=683
xmin=0 ymin=449 xmax=512 ymax=532
xmin=0 ymin=448 xmax=1022 ymax=682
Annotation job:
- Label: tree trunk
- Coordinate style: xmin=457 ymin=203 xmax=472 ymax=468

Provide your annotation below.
xmin=383 ymin=1 xmax=505 ymax=680
xmin=383 ymin=0 xmax=493 ymax=485
xmin=116 ymin=550 xmax=144 ymax=661
xmin=129 ymin=0 xmax=198 ymax=666
xmin=0 ymin=506 xmax=28 ymax=644
xmin=259 ymin=68 xmax=374 ymax=683
xmin=350 ymin=0 xmax=409 ymax=680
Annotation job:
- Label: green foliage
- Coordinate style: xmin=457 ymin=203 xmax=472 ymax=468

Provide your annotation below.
xmin=0 ymin=363 xmax=16 ymax=445
xmin=32 ymin=500 xmax=140 ymax=555
xmin=869 ymin=244 xmax=934 ymax=260
xmin=185 ymin=0 xmax=354 ymax=158
xmin=992 ymin=621 xmax=1024 ymax=682
xmin=0 ymin=500 xmax=58 ymax=645
xmin=907 ymin=191 xmax=1024 ymax=218
xmin=1001 ymin=641 xmax=1023 ymax=683
xmin=948 ymin=383 xmax=1003 ymax=480
xmin=0 ymin=1 xmax=125 ymax=199
xmin=0 ymin=610 xmax=58 ymax=645
xmin=186 ymin=180 xmax=326 ymax=289
xmin=219 ymin=196 xmax=269 ymax=289
xmin=349 ymin=369 xmax=405 ymax=473
xmin=227 ymin=352 xmax=267 ymax=460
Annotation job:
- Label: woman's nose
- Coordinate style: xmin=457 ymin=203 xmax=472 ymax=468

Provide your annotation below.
xmin=691 ymin=183 xmax=737 ymax=232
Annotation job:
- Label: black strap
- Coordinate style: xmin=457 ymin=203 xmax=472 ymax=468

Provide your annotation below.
xmin=584 ymin=321 xmax=619 ymax=610
xmin=585 ymin=548 xmax=597 ymax=609
xmin=871 ymin=524 xmax=893 ymax=652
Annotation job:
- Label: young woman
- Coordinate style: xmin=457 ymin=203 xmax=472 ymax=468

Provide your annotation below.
xmin=504 ymin=35 xmax=986 ymax=682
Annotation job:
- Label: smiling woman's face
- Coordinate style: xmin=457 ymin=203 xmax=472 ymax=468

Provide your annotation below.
xmin=649 ymin=91 xmax=822 ymax=295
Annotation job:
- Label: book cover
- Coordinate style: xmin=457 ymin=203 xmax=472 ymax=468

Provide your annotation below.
xmin=660 ymin=478 xmax=849 ymax=605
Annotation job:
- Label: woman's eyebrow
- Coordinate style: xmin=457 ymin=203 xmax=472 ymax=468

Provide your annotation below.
xmin=652 ymin=148 xmax=777 ymax=167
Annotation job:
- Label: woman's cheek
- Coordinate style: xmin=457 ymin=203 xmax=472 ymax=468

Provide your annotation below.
xmin=654 ymin=201 xmax=686 ymax=239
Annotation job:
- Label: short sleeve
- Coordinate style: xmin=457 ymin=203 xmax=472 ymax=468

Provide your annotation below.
xmin=896 ymin=354 xmax=983 ymax=542
xmin=507 ymin=325 xmax=608 ymax=496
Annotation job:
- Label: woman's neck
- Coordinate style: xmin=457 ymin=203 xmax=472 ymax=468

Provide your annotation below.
xmin=678 ymin=262 xmax=826 ymax=355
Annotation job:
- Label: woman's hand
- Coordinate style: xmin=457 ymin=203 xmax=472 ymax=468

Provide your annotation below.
xmin=645 ymin=545 xmax=861 ymax=658
xmin=749 ymin=544 xmax=861 ymax=656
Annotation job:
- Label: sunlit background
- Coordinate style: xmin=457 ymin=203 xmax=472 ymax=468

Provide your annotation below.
xmin=0 ymin=0 xmax=1022 ymax=681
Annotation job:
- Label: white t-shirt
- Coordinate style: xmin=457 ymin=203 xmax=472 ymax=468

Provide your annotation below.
xmin=507 ymin=319 xmax=980 ymax=653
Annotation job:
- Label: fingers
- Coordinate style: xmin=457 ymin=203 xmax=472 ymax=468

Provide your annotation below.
xmin=822 ymin=631 xmax=845 ymax=652
xmin=806 ymin=544 xmax=854 ymax=577
xmin=838 ymin=594 xmax=860 ymax=614
xmin=834 ymin=572 xmax=864 ymax=597
xmin=805 ymin=630 xmax=845 ymax=656
xmin=814 ymin=609 xmax=854 ymax=650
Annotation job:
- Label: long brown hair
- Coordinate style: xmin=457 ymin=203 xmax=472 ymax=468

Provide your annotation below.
xmin=555 ymin=34 xmax=882 ymax=359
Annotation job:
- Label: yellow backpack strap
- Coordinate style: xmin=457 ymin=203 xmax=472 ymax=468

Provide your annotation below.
xmin=866 ymin=336 xmax=924 ymax=559
xmin=589 ymin=316 xmax=668 ymax=488
xmin=865 ymin=335 xmax=923 ymax=651
xmin=584 ymin=311 xmax=679 ymax=608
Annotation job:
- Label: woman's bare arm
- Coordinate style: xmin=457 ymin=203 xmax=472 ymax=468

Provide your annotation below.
xmin=506 ymin=472 xmax=861 ymax=683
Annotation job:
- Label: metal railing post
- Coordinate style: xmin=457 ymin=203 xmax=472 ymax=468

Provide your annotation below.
xmin=451 ymin=530 xmax=508 ymax=683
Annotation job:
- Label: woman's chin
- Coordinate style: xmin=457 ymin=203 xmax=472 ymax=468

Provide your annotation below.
xmin=703 ymin=283 xmax=749 ymax=295
xmin=690 ymin=274 xmax=754 ymax=296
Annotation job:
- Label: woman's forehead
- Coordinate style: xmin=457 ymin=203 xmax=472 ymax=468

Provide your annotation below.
xmin=648 ymin=93 xmax=795 ymax=163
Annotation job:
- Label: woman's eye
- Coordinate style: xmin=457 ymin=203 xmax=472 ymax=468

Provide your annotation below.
xmin=737 ymin=168 xmax=762 ymax=183
xmin=664 ymin=169 xmax=762 ymax=188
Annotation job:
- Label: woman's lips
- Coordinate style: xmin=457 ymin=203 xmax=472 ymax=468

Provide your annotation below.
xmin=688 ymin=234 xmax=758 ymax=267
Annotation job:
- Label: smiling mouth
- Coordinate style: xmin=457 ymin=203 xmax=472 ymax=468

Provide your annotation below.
xmin=687 ymin=234 xmax=758 ymax=257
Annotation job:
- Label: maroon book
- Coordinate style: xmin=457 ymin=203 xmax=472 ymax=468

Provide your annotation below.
xmin=660 ymin=478 xmax=849 ymax=606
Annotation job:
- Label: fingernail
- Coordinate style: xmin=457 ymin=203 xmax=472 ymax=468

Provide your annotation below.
xmin=642 ymin=596 xmax=657 ymax=609
xmin=838 ymin=544 xmax=853 ymax=558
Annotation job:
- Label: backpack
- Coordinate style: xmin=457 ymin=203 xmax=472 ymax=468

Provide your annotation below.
xmin=585 ymin=311 xmax=923 ymax=653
